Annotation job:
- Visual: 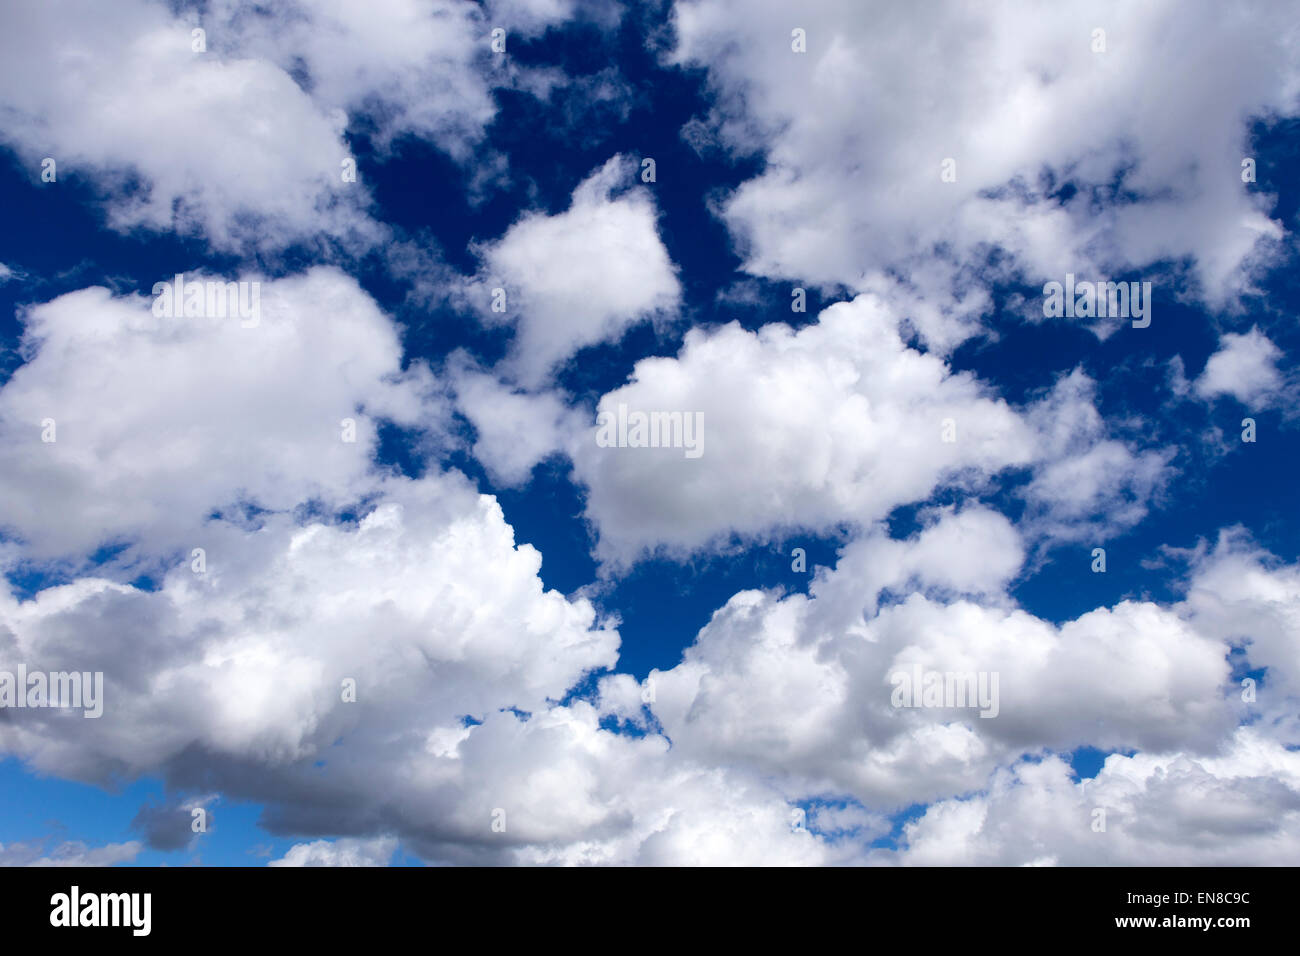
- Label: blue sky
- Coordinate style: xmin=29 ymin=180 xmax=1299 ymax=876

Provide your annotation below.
xmin=0 ymin=0 xmax=1298 ymax=866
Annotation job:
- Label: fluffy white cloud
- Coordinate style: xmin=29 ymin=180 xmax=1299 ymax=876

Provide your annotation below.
xmin=2 ymin=470 xmax=1295 ymax=862
xmin=0 ymin=473 xmax=619 ymax=779
xmin=269 ymin=836 xmax=398 ymax=866
xmin=0 ymin=259 xmax=828 ymax=865
xmin=570 ymin=294 xmax=1034 ymax=565
xmin=0 ymin=0 xmax=588 ymax=253
xmin=1194 ymin=327 xmax=1285 ymax=404
xmin=0 ymin=509 xmax=861 ymax=864
xmin=670 ymin=0 xmax=1299 ymax=336
xmin=1021 ymin=369 xmax=1175 ymax=543
xmin=210 ymin=0 xmax=499 ymax=158
xmin=886 ymin=728 xmax=1300 ymax=865
xmin=1184 ymin=529 xmax=1300 ymax=721
xmin=451 ymin=361 xmax=583 ymax=486
xmin=406 ymin=702 xmax=852 ymax=865
xmin=636 ymin=506 xmax=1237 ymax=809
xmin=593 ymin=518 xmax=1300 ymax=865
xmin=485 ymin=0 xmax=586 ymax=37
xmin=0 ymin=267 xmax=443 ymax=561
xmin=569 ymin=293 xmax=1169 ymax=566
xmin=471 ymin=156 xmax=680 ymax=386
xmin=0 ymin=0 xmax=374 ymax=253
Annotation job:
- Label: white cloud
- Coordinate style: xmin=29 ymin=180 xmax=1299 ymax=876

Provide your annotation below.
xmin=2 ymin=476 xmax=1296 ymax=862
xmin=639 ymin=506 xmax=1237 ymax=809
xmin=485 ymin=0 xmax=585 ymax=37
xmin=471 ymin=156 xmax=680 ymax=386
xmin=452 ymin=362 xmax=583 ymax=486
xmin=570 ymin=294 xmax=1036 ymax=566
xmin=0 ymin=0 xmax=587 ymax=253
xmin=1193 ymin=327 xmax=1285 ymax=404
xmin=0 ymin=523 xmax=859 ymax=864
xmin=0 ymin=0 xmax=375 ymax=253
xmin=669 ymin=0 xmax=1299 ymax=337
xmin=269 ymin=836 xmax=398 ymax=866
xmin=0 ymin=267 xmax=443 ymax=561
xmin=1184 ymin=528 xmax=1300 ymax=718
xmin=0 ymin=473 xmax=619 ymax=780
xmin=210 ymin=0 xmax=511 ymax=159
xmin=568 ymin=294 xmax=1168 ymax=567
xmin=1021 ymin=369 xmax=1175 ymax=544
xmin=886 ymin=728 xmax=1300 ymax=865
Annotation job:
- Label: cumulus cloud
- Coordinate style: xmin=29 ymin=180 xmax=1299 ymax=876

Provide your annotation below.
xmin=451 ymin=361 xmax=584 ymax=486
xmin=269 ymin=836 xmax=398 ymax=866
xmin=570 ymin=294 xmax=1035 ymax=565
xmin=1193 ymin=327 xmax=1285 ymax=405
xmin=470 ymin=155 xmax=680 ymax=386
xmin=0 ymin=267 xmax=444 ymax=561
xmin=0 ymin=0 xmax=588 ymax=254
xmin=594 ymin=515 xmax=1300 ymax=866
xmin=2 ymin=474 xmax=1296 ymax=862
xmin=669 ymin=0 xmax=1299 ymax=337
xmin=0 ymin=473 xmax=619 ymax=780
xmin=0 ymin=524 xmax=858 ymax=865
xmin=631 ymin=506 xmax=1237 ymax=810
xmin=1183 ymin=528 xmax=1300 ymax=723
xmin=1020 ymin=369 xmax=1175 ymax=544
xmin=211 ymin=0 xmax=499 ymax=158
xmin=568 ymin=294 xmax=1169 ymax=566
xmin=885 ymin=728 xmax=1300 ymax=865
xmin=0 ymin=0 xmax=375 ymax=253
